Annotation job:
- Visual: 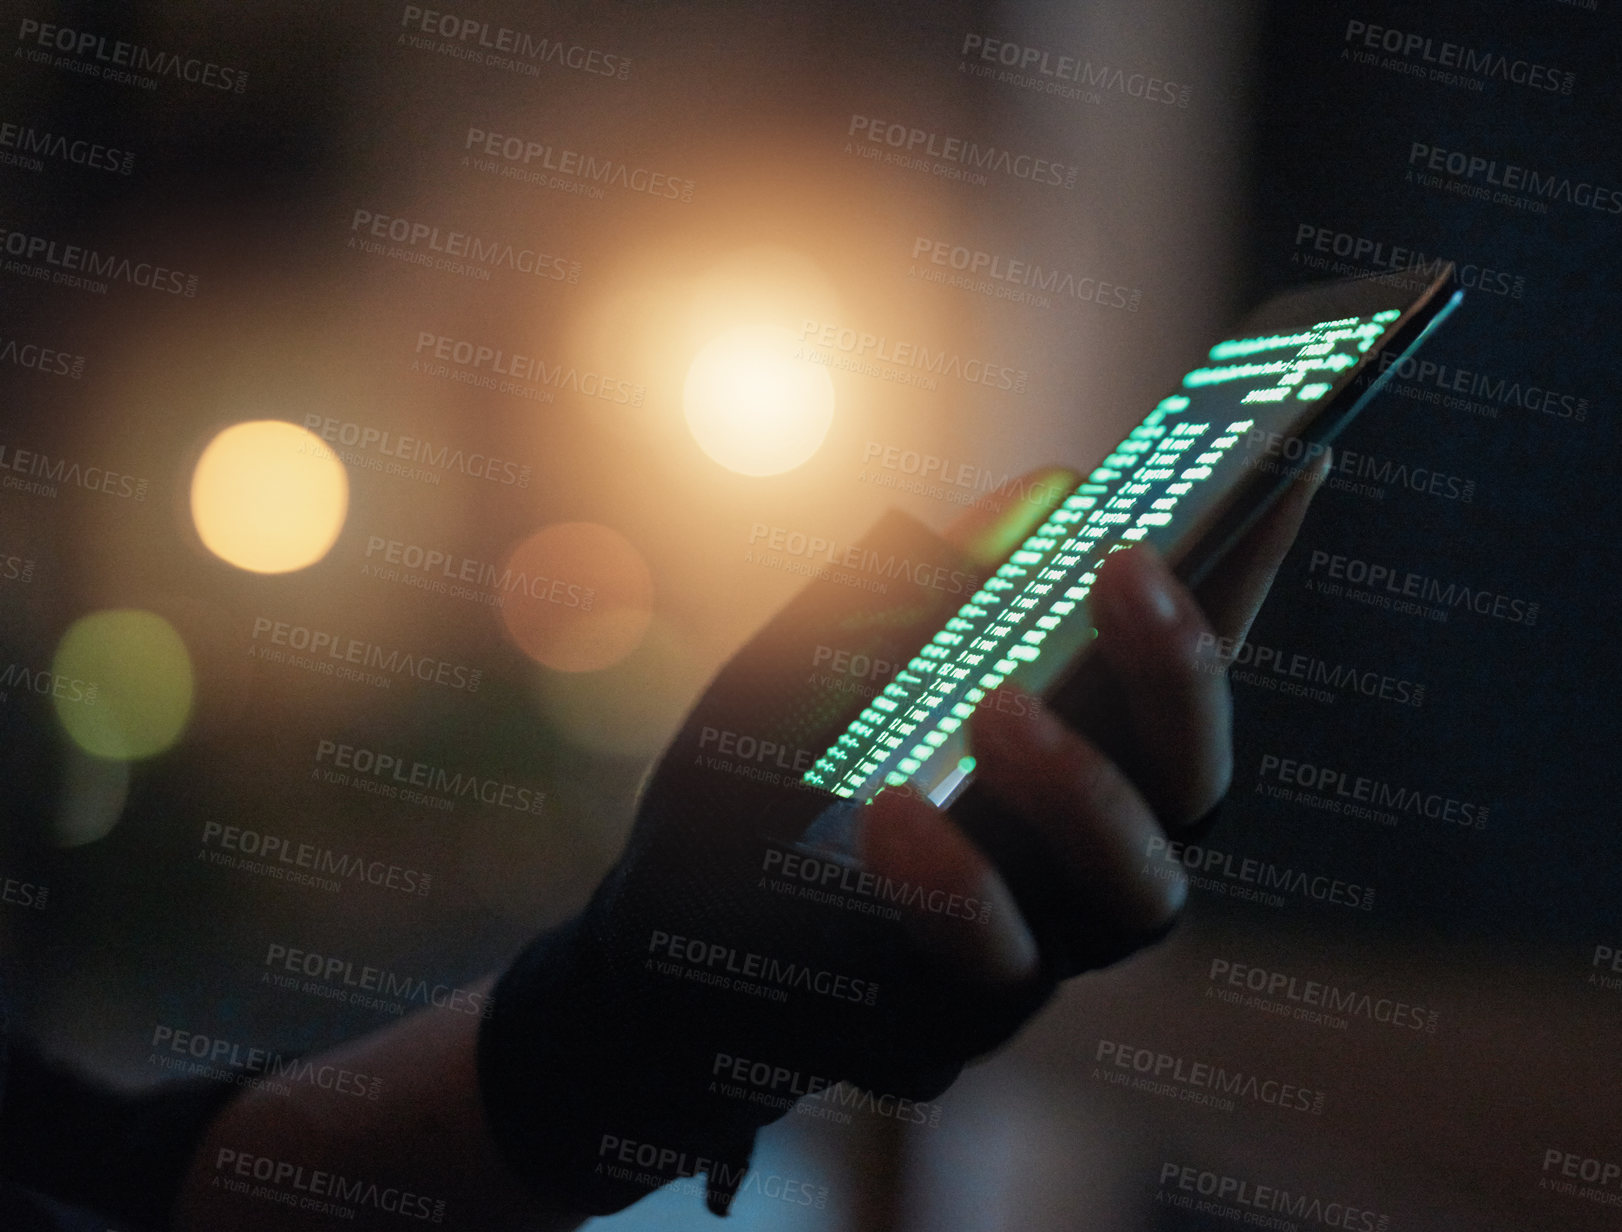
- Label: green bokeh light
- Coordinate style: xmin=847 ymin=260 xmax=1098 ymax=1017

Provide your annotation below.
xmin=51 ymin=609 xmax=194 ymax=761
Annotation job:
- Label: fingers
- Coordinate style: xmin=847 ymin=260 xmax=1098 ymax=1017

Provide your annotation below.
xmin=938 ymin=448 xmax=1327 ymax=646
xmin=1090 ymin=546 xmax=1232 ymax=826
xmin=857 ymin=786 xmax=1039 ymax=987
xmin=869 ymin=453 xmax=1327 ymax=980
xmin=967 ymin=688 xmax=1187 ymax=951
xmin=857 ymin=679 xmax=1194 ymax=984
xmin=1194 ymin=447 xmax=1332 ymax=647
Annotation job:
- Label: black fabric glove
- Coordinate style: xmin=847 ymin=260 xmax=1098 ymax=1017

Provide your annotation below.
xmin=475 ymin=508 xmax=1157 ymax=1217
xmin=0 ymin=1037 xmax=239 ymax=1231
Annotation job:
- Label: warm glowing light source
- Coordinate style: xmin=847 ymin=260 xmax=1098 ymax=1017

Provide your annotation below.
xmin=191 ymin=419 xmax=348 ymax=572
xmin=499 ymin=523 xmax=654 ymax=672
xmin=52 ymin=609 xmax=194 ymax=761
xmin=682 ymin=324 xmax=835 ymax=475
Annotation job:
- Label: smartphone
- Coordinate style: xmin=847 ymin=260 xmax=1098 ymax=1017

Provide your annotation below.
xmin=797 ymin=264 xmax=1463 ymax=837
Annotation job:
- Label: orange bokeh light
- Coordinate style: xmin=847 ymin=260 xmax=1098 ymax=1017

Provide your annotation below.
xmin=499 ymin=522 xmax=654 ymax=672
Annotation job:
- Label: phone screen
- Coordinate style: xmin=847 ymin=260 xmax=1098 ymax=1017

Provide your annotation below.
xmin=800 ymin=269 xmax=1463 ymax=812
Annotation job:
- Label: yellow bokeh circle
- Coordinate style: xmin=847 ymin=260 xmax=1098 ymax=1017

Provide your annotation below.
xmin=191 ymin=419 xmax=348 ymax=572
xmin=682 ymin=324 xmax=835 ymax=476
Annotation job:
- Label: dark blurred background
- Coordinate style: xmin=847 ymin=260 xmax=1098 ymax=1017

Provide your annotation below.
xmin=1 ymin=1 xmax=1618 ymax=1228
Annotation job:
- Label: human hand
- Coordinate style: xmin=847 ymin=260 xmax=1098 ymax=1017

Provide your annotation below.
xmin=862 ymin=450 xmax=1333 ymax=988
xmin=474 ymin=452 xmax=1330 ymax=1218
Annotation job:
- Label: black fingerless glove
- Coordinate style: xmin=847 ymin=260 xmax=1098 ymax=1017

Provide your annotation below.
xmin=475 ymin=511 xmax=1062 ymax=1218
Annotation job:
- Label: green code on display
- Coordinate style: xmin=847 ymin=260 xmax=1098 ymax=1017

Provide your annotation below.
xmin=802 ymin=308 xmax=1402 ymax=802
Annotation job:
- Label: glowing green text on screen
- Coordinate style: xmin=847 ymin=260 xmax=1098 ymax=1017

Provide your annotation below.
xmin=802 ymin=308 xmax=1401 ymax=801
